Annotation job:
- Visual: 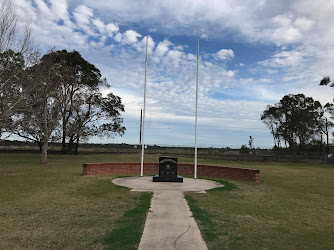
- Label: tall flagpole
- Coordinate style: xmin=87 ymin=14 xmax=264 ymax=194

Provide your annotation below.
xmin=194 ymin=36 xmax=199 ymax=179
xmin=140 ymin=36 xmax=148 ymax=177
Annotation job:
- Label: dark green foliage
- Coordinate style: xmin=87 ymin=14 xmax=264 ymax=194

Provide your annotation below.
xmin=240 ymin=144 xmax=250 ymax=154
xmin=103 ymin=192 xmax=153 ymax=250
xmin=261 ymin=94 xmax=324 ymax=152
xmin=40 ymin=49 xmax=103 ymax=88
xmin=320 ymin=76 xmax=331 ymax=87
xmin=13 ymin=49 xmax=125 ymax=159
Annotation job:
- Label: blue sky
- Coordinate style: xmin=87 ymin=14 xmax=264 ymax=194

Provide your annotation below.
xmin=12 ymin=0 xmax=334 ymax=148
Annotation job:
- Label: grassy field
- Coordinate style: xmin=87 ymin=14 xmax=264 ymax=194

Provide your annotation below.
xmin=1 ymin=153 xmax=334 ymax=249
xmin=0 ymin=153 xmax=154 ymax=249
xmin=187 ymin=159 xmax=334 ymax=249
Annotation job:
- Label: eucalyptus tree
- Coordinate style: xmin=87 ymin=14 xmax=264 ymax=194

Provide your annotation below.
xmin=261 ymin=94 xmax=324 ymax=151
xmin=66 ymin=92 xmax=125 ymax=155
xmin=319 ymin=76 xmax=334 ymax=148
xmin=16 ymin=49 xmax=125 ymax=158
xmin=0 ymin=50 xmax=25 ymax=138
xmin=41 ymin=49 xmax=125 ymax=154
xmin=17 ymin=51 xmax=63 ymax=164
xmin=39 ymin=50 xmax=105 ymax=153
xmin=261 ymin=105 xmax=281 ymax=148
xmin=0 ymin=0 xmax=36 ymax=139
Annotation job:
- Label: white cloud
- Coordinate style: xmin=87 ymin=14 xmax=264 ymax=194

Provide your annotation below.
xmin=50 ymin=0 xmax=71 ymax=24
xmin=294 ymin=17 xmax=313 ymax=31
xmin=133 ymin=36 xmax=155 ymax=54
xmin=73 ymin=5 xmax=96 ymax=36
xmin=214 ymin=49 xmax=235 ymax=60
xmin=114 ymin=32 xmax=122 ymax=42
xmin=154 ymin=39 xmax=172 ymax=58
xmin=92 ymin=18 xmax=105 ymax=33
xmin=73 ymin=5 xmax=93 ymax=25
xmin=105 ymin=23 xmax=119 ymax=35
xmin=122 ymin=30 xmax=142 ymax=44
xmin=91 ymin=18 xmax=119 ymax=37
xmin=10 ymin=0 xmax=334 ymax=147
xmin=259 ymin=50 xmax=304 ymax=69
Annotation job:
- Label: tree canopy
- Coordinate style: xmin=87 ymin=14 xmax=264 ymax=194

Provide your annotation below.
xmin=261 ymin=94 xmax=324 ymax=151
xmin=13 ymin=49 xmax=125 ymax=162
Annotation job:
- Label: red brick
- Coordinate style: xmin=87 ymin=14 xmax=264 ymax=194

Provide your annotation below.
xmin=82 ymin=162 xmax=260 ymax=182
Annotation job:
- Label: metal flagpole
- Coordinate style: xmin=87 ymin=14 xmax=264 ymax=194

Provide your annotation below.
xmin=139 ymin=108 xmax=142 ymax=146
xmin=194 ymin=36 xmax=199 ymax=179
xmin=140 ymin=36 xmax=148 ymax=177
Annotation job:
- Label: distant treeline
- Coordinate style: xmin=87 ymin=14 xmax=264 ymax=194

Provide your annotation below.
xmin=0 ymin=140 xmax=326 ymax=163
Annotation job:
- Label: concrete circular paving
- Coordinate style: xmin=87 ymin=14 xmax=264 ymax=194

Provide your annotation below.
xmin=112 ymin=176 xmax=224 ymax=193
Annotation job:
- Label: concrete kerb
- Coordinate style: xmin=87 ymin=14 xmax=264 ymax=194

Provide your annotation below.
xmin=112 ymin=176 xmax=223 ymax=250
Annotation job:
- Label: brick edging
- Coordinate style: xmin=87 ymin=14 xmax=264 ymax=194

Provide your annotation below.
xmin=83 ymin=162 xmax=260 ymax=182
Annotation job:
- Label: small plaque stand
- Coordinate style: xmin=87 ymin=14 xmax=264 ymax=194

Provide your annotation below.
xmin=153 ymin=157 xmax=183 ymax=183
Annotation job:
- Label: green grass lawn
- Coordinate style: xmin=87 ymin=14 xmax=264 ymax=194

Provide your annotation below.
xmin=0 ymin=153 xmax=153 ymax=249
xmin=187 ymin=159 xmax=334 ymax=249
xmin=1 ymin=153 xmax=334 ymax=249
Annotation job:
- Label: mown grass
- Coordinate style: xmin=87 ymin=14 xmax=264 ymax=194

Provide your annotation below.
xmin=1 ymin=153 xmax=334 ymax=249
xmin=0 ymin=153 xmax=153 ymax=249
xmin=104 ymin=192 xmax=153 ymax=250
xmin=185 ymin=178 xmax=238 ymax=245
xmin=187 ymin=159 xmax=334 ymax=249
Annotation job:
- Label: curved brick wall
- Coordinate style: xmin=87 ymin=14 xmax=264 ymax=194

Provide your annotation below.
xmin=83 ymin=162 xmax=259 ymax=182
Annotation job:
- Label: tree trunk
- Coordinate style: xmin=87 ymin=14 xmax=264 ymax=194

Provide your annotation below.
xmin=40 ymin=95 xmax=49 ymax=164
xmin=61 ymin=130 xmax=66 ymax=154
xmin=74 ymin=137 xmax=79 ymax=155
xmin=38 ymin=141 xmax=43 ymax=153
xmin=67 ymin=135 xmax=74 ymax=154
xmin=40 ymin=136 xmax=49 ymax=164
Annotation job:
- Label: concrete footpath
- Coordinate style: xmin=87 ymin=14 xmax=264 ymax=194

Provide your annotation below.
xmin=112 ymin=177 xmax=223 ymax=250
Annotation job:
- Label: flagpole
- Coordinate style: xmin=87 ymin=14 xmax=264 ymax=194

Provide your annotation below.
xmin=194 ymin=36 xmax=199 ymax=179
xmin=140 ymin=36 xmax=148 ymax=177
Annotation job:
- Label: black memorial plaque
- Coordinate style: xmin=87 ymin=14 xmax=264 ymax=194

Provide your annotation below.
xmin=153 ymin=157 xmax=183 ymax=182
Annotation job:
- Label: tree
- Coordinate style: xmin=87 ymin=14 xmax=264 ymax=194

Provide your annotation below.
xmin=17 ymin=51 xmax=62 ymax=163
xmin=261 ymin=94 xmax=324 ymax=152
xmin=261 ymin=106 xmax=282 ymax=148
xmin=0 ymin=50 xmax=25 ymax=138
xmin=16 ymin=49 xmax=126 ymax=160
xmin=240 ymin=144 xmax=249 ymax=154
xmin=0 ymin=0 xmax=36 ymax=139
xmin=41 ymin=50 xmax=107 ymax=153
xmin=65 ymin=92 xmax=125 ymax=155
xmin=38 ymin=49 xmax=125 ymax=154
xmin=319 ymin=76 xmax=334 ymax=150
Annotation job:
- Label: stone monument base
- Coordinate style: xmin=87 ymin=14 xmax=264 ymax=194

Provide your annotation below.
xmin=153 ymin=175 xmax=183 ymax=183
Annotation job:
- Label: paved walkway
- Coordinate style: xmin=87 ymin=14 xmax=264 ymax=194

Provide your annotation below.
xmin=112 ymin=177 xmax=223 ymax=250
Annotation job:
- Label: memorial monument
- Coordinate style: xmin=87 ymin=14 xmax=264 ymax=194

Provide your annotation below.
xmin=153 ymin=157 xmax=183 ymax=182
